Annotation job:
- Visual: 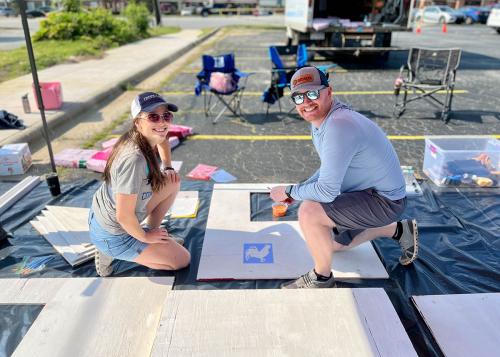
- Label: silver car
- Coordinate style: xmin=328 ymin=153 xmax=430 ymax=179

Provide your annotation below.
xmin=0 ymin=6 xmax=16 ymax=17
xmin=415 ymin=6 xmax=465 ymax=24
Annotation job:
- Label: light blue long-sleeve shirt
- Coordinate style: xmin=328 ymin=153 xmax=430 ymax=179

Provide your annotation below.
xmin=290 ymin=100 xmax=406 ymax=203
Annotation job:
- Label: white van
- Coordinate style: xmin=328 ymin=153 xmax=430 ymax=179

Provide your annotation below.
xmin=486 ymin=5 xmax=500 ymax=34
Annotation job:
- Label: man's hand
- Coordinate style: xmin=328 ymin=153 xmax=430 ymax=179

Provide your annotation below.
xmin=144 ymin=228 xmax=170 ymax=244
xmin=162 ymin=168 xmax=180 ymax=184
xmin=270 ymin=186 xmax=288 ymax=202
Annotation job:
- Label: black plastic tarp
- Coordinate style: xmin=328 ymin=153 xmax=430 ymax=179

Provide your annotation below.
xmin=0 ymin=179 xmax=499 ymax=356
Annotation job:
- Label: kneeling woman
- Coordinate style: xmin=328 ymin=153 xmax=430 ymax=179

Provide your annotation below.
xmin=89 ymin=92 xmax=190 ymax=276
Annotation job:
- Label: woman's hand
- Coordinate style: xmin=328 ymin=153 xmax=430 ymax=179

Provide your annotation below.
xmin=162 ymin=168 xmax=180 ymax=184
xmin=144 ymin=228 xmax=171 ymax=244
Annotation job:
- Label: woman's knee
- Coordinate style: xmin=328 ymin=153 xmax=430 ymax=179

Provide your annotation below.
xmin=172 ymin=248 xmax=190 ymax=270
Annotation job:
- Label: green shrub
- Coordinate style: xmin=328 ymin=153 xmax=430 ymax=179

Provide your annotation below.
xmin=123 ymin=2 xmax=150 ymax=38
xmin=62 ymin=0 xmax=81 ymax=13
xmin=33 ymin=9 xmax=139 ymax=45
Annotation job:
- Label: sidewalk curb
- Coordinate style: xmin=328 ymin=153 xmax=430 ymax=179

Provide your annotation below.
xmin=3 ymin=28 xmax=220 ymax=147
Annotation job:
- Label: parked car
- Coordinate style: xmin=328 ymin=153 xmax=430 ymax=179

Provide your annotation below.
xmin=36 ymin=6 xmax=54 ymax=13
xmin=415 ymin=6 xmax=465 ymax=24
xmin=487 ymin=5 xmax=500 ymax=34
xmin=26 ymin=9 xmax=46 ymax=18
xmin=457 ymin=6 xmax=481 ymax=24
xmin=0 ymin=6 xmax=16 ymax=17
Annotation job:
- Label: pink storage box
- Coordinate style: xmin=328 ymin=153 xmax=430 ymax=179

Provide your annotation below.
xmin=33 ymin=82 xmax=63 ymax=110
xmin=86 ymin=148 xmax=112 ymax=173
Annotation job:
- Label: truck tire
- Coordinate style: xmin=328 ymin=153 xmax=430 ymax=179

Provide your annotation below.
xmin=201 ymin=9 xmax=209 ymax=17
xmin=497 ymin=28 xmax=500 ymax=34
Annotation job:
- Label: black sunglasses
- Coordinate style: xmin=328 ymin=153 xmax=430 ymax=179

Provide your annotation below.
xmin=291 ymin=87 xmax=326 ymax=105
xmin=146 ymin=112 xmax=173 ymax=123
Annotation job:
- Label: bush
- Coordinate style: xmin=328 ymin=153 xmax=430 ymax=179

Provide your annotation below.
xmin=33 ymin=9 xmax=139 ymax=45
xmin=62 ymin=0 xmax=81 ymax=13
xmin=123 ymin=2 xmax=150 ymax=38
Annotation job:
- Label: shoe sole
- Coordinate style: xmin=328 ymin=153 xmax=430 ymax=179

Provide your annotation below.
xmin=400 ymin=219 xmax=419 ymax=265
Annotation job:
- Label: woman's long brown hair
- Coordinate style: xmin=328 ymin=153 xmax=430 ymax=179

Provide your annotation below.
xmin=103 ymin=114 xmax=165 ymax=192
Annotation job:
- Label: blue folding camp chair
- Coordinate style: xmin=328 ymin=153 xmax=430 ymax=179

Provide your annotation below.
xmin=262 ymin=45 xmax=334 ymax=115
xmin=261 ymin=45 xmax=308 ymax=115
xmin=195 ymin=53 xmax=252 ymax=124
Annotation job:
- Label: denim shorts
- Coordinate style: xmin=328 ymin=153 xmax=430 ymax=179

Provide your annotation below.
xmin=320 ymin=188 xmax=406 ymax=246
xmin=88 ymin=210 xmax=149 ymax=262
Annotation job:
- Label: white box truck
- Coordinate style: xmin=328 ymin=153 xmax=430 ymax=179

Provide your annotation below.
xmin=285 ymin=0 xmax=415 ymax=56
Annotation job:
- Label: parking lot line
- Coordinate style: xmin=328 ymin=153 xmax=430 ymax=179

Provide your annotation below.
xmin=188 ymin=134 xmax=499 ymax=141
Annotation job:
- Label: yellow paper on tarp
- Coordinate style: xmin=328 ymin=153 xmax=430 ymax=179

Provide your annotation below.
xmin=169 ymin=191 xmax=199 ymax=218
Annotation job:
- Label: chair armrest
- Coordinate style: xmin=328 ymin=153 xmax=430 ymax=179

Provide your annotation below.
xmin=235 ymin=70 xmax=255 ymax=78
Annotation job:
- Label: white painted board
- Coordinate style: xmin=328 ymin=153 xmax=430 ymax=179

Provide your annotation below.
xmin=152 ymin=288 xmax=416 ymax=357
xmin=412 ymin=293 xmax=500 ymax=357
xmin=168 ymin=191 xmax=199 ymax=218
xmin=13 ymin=277 xmax=174 ymax=357
xmin=197 ymin=185 xmax=389 ymax=280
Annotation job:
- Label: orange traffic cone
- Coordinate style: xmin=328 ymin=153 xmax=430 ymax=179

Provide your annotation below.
xmin=416 ymin=24 xmax=422 ymax=34
xmin=442 ymin=22 xmax=447 ymax=33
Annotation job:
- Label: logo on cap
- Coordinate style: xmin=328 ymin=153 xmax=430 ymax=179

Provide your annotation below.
xmin=293 ymin=74 xmax=314 ymax=87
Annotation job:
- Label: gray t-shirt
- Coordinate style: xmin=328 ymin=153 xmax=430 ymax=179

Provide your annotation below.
xmin=92 ymin=144 xmax=152 ymax=235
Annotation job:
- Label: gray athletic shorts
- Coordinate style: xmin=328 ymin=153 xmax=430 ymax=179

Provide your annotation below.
xmin=320 ymin=188 xmax=407 ymax=246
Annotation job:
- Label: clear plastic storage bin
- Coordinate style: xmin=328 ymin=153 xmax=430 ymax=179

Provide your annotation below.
xmin=423 ymin=136 xmax=499 ymax=187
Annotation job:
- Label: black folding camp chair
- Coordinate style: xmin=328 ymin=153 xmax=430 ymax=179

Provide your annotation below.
xmin=393 ymin=48 xmax=462 ymax=123
xmin=194 ymin=53 xmax=252 ymax=124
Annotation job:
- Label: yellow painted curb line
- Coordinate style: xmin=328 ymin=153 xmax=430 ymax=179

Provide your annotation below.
xmin=188 ymin=134 xmax=499 ymax=141
xmin=163 ymin=90 xmax=468 ymax=96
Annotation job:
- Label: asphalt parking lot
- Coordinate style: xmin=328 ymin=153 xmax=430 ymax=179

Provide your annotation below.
xmin=156 ymin=24 xmax=500 ymax=183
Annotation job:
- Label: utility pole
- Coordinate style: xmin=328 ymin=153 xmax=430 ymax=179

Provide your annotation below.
xmin=153 ymin=0 xmax=161 ymax=26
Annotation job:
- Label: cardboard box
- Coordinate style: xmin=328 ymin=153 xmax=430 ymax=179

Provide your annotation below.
xmin=0 ymin=143 xmax=32 ymax=176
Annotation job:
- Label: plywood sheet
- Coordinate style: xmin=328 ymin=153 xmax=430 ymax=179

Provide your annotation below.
xmin=13 ymin=277 xmax=174 ymax=357
xmin=197 ymin=185 xmax=389 ymax=280
xmin=152 ymin=288 xmax=416 ymax=357
xmin=412 ymin=293 xmax=500 ymax=357
xmin=0 ymin=278 xmax=68 ymax=303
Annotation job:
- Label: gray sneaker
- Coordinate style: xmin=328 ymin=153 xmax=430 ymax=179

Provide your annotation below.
xmin=398 ymin=219 xmax=419 ymax=265
xmin=281 ymin=269 xmax=336 ymax=289
xmin=95 ymin=250 xmax=113 ymax=277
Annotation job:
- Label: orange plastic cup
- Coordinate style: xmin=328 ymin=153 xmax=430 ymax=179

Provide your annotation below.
xmin=272 ymin=202 xmax=288 ymax=217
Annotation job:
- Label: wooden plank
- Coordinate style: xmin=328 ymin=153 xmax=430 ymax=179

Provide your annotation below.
xmin=0 ymin=278 xmax=68 ymax=304
xmin=152 ymin=288 xmax=416 ymax=356
xmin=42 ymin=209 xmax=93 ymax=249
xmin=13 ymin=277 xmax=174 ymax=357
xmin=197 ymin=185 xmax=389 ymax=280
xmin=412 ymin=293 xmax=500 ymax=357
xmin=0 ymin=176 xmax=40 ymax=216
xmin=353 ymin=289 xmax=417 ymax=357
xmin=31 ymin=218 xmax=94 ymax=266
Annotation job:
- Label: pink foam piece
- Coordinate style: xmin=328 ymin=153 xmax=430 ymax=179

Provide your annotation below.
xmin=168 ymin=124 xmax=193 ymax=139
xmin=55 ymin=148 xmax=97 ymax=168
xmin=86 ymin=148 xmax=112 ymax=173
xmin=186 ymin=164 xmax=218 ymax=181
xmin=101 ymin=137 xmax=119 ymax=149
xmin=33 ymin=82 xmax=63 ymax=110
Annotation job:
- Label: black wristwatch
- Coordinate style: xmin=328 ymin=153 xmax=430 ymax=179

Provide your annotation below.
xmin=285 ymin=185 xmax=294 ymax=199
xmin=163 ymin=166 xmax=175 ymax=171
